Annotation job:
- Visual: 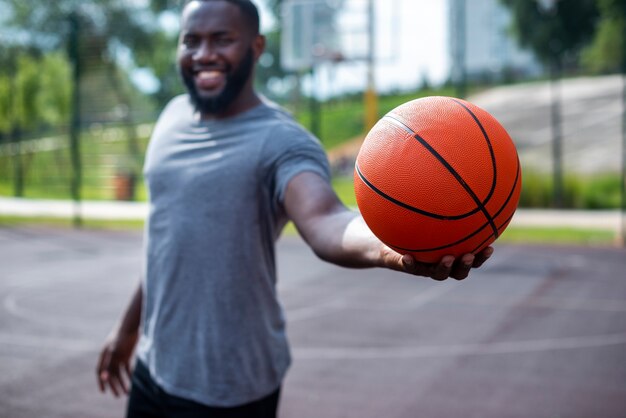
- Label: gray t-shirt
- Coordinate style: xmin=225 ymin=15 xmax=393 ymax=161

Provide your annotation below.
xmin=136 ymin=95 xmax=330 ymax=407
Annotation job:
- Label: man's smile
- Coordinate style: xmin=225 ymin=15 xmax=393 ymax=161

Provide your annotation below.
xmin=194 ymin=69 xmax=226 ymax=91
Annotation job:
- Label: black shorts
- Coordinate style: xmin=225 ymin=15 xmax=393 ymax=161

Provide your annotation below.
xmin=126 ymin=360 xmax=281 ymax=418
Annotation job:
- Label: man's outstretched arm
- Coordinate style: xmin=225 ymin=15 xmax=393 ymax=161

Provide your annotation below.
xmin=283 ymin=171 xmax=492 ymax=281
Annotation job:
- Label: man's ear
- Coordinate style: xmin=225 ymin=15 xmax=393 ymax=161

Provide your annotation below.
xmin=252 ymin=34 xmax=266 ymax=61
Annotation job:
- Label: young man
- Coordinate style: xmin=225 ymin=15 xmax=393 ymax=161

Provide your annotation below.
xmin=96 ymin=1 xmax=493 ymax=416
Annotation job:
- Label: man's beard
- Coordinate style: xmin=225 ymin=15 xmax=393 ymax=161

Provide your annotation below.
xmin=182 ymin=48 xmax=255 ymax=116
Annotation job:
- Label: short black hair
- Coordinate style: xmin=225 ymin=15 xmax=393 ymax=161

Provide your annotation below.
xmin=193 ymin=0 xmax=260 ymax=34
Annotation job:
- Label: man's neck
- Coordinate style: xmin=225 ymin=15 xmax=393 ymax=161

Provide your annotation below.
xmin=198 ymin=90 xmax=262 ymax=121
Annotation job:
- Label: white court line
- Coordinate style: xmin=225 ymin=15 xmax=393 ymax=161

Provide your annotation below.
xmin=292 ymin=333 xmax=626 ymax=360
xmin=2 ymin=293 xmax=73 ymax=324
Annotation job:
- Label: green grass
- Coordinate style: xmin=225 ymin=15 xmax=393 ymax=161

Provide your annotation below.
xmin=0 ymin=215 xmax=145 ymax=230
xmin=498 ymin=226 xmax=617 ymax=246
xmin=0 ymin=125 xmax=151 ymax=201
xmin=332 ymin=176 xmax=357 ymax=207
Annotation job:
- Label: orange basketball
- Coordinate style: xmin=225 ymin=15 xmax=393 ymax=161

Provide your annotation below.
xmin=354 ymin=96 xmax=522 ymax=263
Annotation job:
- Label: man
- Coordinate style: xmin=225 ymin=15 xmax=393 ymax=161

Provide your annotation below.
xmin=96 ymin=1 xmax=493 ymax=417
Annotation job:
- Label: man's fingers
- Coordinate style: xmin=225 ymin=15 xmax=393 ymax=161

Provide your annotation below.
xmin=108 ymin=376 xmax=121 ymax=398
xmin=99 ymin=367 xmax=122 ymax=397
xmin=107 ymin=364 xmax=125 ymax=398
xmin=96 ymin=348 xmax=131 ymax=397
xmin=125 ymin=362 xmax=133 ymax=383
xmin=401 ymin=249 xmax=491 ymax=281
xmin=118 ymin=371 xmax=130 ymax=395
xmin=124 ymin=363 xmax=134 ymax=394
xmin=473 ymin=246 xmax=494 ymax=268
xmin=431 ymin=256 xmax=454 ymax=281
xmin=118 ymin=360 xmax=133 ymax=395
xmin=403 ymin=254 xmax=452 ymax=281
xmin=449 ymin=254 xmax=474 ymax=280
xmin=401 ymin=254 xmax=416 ymax=272
xmin=98 ymin=370 xmax=107 ymax=393
xmin=96 ymin=350 xmax=111 ymax=393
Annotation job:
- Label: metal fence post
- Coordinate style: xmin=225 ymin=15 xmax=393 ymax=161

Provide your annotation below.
xmin=68 ymin=12 xmax=83 ymax=227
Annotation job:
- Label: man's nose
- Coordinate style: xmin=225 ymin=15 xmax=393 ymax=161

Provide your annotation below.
xmin=193 ymin=41 xmax=216 ymax=62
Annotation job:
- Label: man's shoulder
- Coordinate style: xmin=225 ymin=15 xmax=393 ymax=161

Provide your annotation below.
xmin=259 ymin=96 xmax=294 ymax=119
xmin=149 ymin=95 xmax=192 ymax=137
xmin=152 ymin=94 xmax=192 ymax=125
xmin=163 ymin=94 xmax=193 ymax=115
xmin=255 ymin=99 xmax=316 ymax=142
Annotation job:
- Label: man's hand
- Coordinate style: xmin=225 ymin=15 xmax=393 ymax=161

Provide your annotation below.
xmin=383 ymin=246 xmax=494 ymax=281
xmin=96 ymin=329 xmax=138 ymax=397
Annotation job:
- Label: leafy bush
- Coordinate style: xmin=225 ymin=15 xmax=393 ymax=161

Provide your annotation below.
xmin=519 ymin=169 xmax=623 ymax=209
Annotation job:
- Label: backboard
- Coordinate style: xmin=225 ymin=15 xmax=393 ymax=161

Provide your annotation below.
xmin=280 ymin=0 xmax=345 ymax=72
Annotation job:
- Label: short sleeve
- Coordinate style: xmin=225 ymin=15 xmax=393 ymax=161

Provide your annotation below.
xmin=264 ymin=124 xmax=331 ymax=207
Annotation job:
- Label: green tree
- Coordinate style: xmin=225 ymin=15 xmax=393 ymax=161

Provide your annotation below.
xmin=0 ymin=74 xmax=11 ymax=136
xmin=255 ymin=29 xmax=289 ymax=99
xmin=1 ymin=0 xmax=174 ymax=114
xmin=9 ymin=53 xmax=44 ymax=196
xmin=14 ymin=54 xmax=42 ymax=131
xmin=38 ymin=52 xmax=72 ymax=126
xmin=500 ymin=0 xmax=599 ymax=69
xmin=134 ymin=29 xmax=183 ymax=109
xmin=582 ymin=0 xmax=624 ymax=73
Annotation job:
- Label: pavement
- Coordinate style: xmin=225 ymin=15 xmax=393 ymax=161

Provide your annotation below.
xmin=1 ymin=226 xmax=625 ymax=418
xmin=0 ymin=196 xmax=623 ymax=233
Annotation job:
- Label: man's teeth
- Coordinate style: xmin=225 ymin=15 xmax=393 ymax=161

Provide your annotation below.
xmin=197 ymin=71 xmax=222 ymax=79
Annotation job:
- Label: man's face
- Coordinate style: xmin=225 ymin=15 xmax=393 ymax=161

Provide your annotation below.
xmin=177 ymin=1 xmax=262 ymax=116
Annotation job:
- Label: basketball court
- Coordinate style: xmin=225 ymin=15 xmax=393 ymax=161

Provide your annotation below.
xmin=1 ymin=226 xmax=625 ymax=417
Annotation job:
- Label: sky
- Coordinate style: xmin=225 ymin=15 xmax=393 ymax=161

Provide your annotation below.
xmin=374 ymin=0 xmax=449 ymax=88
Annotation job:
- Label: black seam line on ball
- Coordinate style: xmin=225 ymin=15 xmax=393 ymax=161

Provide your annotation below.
xmin=471 ymin=212 xmax=515 ymax=253
xmin=389 ymin=210 xmax=515 ymax=253
xmin=389 ymin=217 xmax=492 ymax=252
xmin=355 ymin=163 xmax=455 ymax=220
xmin=490 ymin=157 xmax=521 ymax=224
xmin=387 ymin=158 xmax=520 ymax=253
xmin=449 ymin=98 xmax=498 ymax=212
xmin=469 ymin=211 xmax=516 ymax=254
xmin=384 ymin=114 xmax=499 ymax=238
xmin=376 ymin=116 xmax=482 ymax=219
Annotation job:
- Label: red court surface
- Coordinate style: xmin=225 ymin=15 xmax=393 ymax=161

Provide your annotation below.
xmin=1 ymin=226 xmax=625 ymax=417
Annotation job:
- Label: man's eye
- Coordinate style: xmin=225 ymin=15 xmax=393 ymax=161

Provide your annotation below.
xmin=183 ymin=37 xmax=199 ymax=47
xmin=215 ymin=37 xmax=234 ymax=46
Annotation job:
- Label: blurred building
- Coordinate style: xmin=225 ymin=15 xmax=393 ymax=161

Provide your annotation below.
xmin=449 ymin=0 xmax=542 ymax=84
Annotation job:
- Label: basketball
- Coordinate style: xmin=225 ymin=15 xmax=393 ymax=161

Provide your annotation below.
xmin=354 ymin=96 xmax=522 ymax=263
